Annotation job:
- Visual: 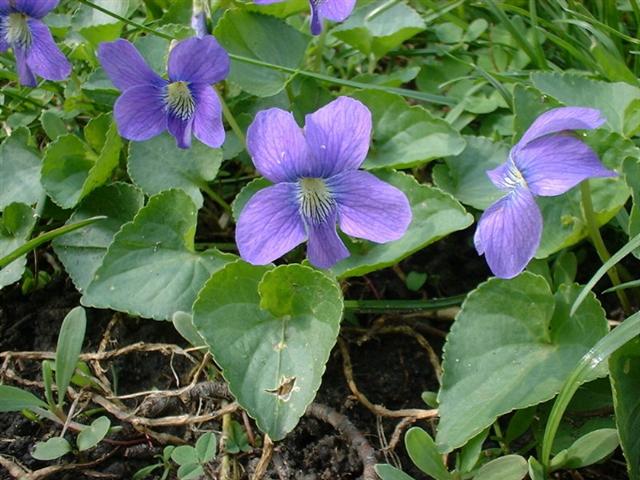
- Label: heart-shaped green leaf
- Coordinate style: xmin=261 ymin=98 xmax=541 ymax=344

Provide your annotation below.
xmin=193 ymin=262 xmax=343 ymax=440
xmin=0 ymin=203 xmax=36 ymax=289
xmin=214 ymin=10 xmax=309 ymax=97
xmin=436 ymin=273 xmax=608 ymax=452
xmin=0 ymin=130 xmax=43 ymax=212
xmin=77 ymin=416 xmax=111 ymax=451
xmin=82 ymin=189 xmax=234 ymax=320
xmin=333 ymin=0 xmax=426 ymax=58
xmin=128 ymin=134 xmax=222 ymax=209
xmin=42 ymin=115 xmax=122 ymax=209
xmin=331 ymin=171 xmax=473 ymax=278
xmin=531 ymin=72 xmax=640 ymax=136
xmin=53 ymin=183 xmax=144 ymax=292
xmin=610 ymin=337 xmax=640 ymax=479
xmin=354 ymin=90 xmax=465 ymax=170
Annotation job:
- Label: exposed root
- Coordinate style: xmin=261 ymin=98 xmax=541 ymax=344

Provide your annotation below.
xmin=0 ymin=455 xmax=28 ymax=478
xmin=0 ymin=448 xmax=120 ymax=480
xmin=306 ymin=402 xmax=378 ymax=480
xmin=92 ymin=394 xmax=238 ymax=427
xmin=387 ymin=416 xmax=418 ymax=452
xmin=91 ymin=314 xmax=120 ymax=392
xmin=338 ymin=338 xmax=438 ymax=420
xmin=0 ymin=342 xmax=199 ymax=363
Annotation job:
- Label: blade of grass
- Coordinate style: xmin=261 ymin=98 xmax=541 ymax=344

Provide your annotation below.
xmin=570 ymin=231 xmax=640 ymax=316
xmin=343 ymin=294 xmax=466 ymax=313
xmin=604 ymin=279 xmax=640 ymax=294
xmin=540 ymin=310 xmax=640 ymax=469
xmin=0 ymin=216 xmax=106 ymax=270
xmin=483 ymin=0 xmax=548 ymax=69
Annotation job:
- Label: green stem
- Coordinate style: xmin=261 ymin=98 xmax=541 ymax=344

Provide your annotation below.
xmin=218 ymin=94 xmax=245 ymax=147
xmin=580 ymin=181 xmax=631 ymax=315
xmin=313 ymin=28 xmax=327 ymax=72
xmin=343 ymin=294 xmax=466 ymax=313
xmin=196 ymin=242 xmax=237 ymax=251
xmin=492 ymin=421 xmax=509 ymax=454
xmin=76 ymin=0 xmax=454 ymax=106
xmin=0 ymin=216 xmax=106 ymax=270
xmin=2 ymin=88 xmax=45 ymax=108
xmin=199 ymin=183 xmax=232 ymax=214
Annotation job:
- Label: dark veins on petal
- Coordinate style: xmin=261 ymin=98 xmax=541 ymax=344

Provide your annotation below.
xmin=165 ymin=81 xmax=196 ymax=120
xmin=4 ymin=13 xmax=32 ymax=48
xmin=297 ymin=177 xmax=336 ymax=225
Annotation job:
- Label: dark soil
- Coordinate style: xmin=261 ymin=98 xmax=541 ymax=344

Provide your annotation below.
xmin=0 ymin=273 xmax=444 ymax=480
xmin=0 ymin=231 xmax=632 ymax=480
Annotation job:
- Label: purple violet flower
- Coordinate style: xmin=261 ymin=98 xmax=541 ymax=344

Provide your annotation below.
xmin=236 ymin=96 xmax=412 ymax=269
xmin=0 ymin=0 xmax=71 ymax=86
xmin=97 ymin=35 xmax=230 ymax=149
xmin=253 ymin=0 xmax=356 ymax=35
xmin=474 ymin=106 xmax=617 ymax=279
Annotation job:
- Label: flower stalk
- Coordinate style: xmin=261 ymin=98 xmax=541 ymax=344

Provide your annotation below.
xmin=580 ymin=181 xmax=632 ymax=315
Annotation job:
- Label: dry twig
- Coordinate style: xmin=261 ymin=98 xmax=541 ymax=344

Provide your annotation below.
xmin=251 ymin=434 xmax=274 ymax=480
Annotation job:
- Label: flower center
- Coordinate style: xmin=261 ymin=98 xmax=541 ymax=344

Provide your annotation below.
xmin=297 ymin=177 xmax=335 ymax=225
xmin=165 ymin=81 xmax=196 ymax=120
xmin=5 ymin=13 xmax=31 ymax=48
xmin=503 ymin=158 xmax=527 ymax=189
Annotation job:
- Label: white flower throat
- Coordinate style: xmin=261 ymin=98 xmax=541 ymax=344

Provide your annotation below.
xmin=297 ymin=177 xmax=335 ymax=224
xmin=5 ymin=13 xmax=32 ymax=48
xmin=503 ymin=158 xmax=527 ymax=189
xmin=165 ymin=81 xmax=196 ymax=120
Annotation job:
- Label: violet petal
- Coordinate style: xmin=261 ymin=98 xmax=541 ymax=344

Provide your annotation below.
xmin=516 ymin=107 xmax=605 ymax=149
xmin=304 ymin=96 xmax=372 ymax=177
xmin=474 ymin=186 xmax=542 ymax=279
xmin=247 ymin=108 xmax=311 ymax=183
xmin=114 ymin=84 xmax=167 ymax=142
xmin=327 ymin=170 xmax=412 ymax=243
xmin=236 ymin=183 xmax=307 ymax=265
xmin=191 ymin=83 xmax=225 ymax=149
xmin=167 ymin=113 xmax=194 ymax=149
xmin=167 ymin=35 xmax=229 ymax=85
xmin=14 ymin=0 xmax=58 ymax=18
xmin=25 ymin=18 xmax=70 ymax=81
xmin=98 ymin=39 xmax=164 ymax=91
xmin=319 ymin=0 xmax=356 ymax=22
xmin=516 ymin=134 xmax=617 ymax=197
xmin=306 ymin=210 xmax=350 ymax=268
xmin=14 ymin=45 xmax=36 ymax=86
